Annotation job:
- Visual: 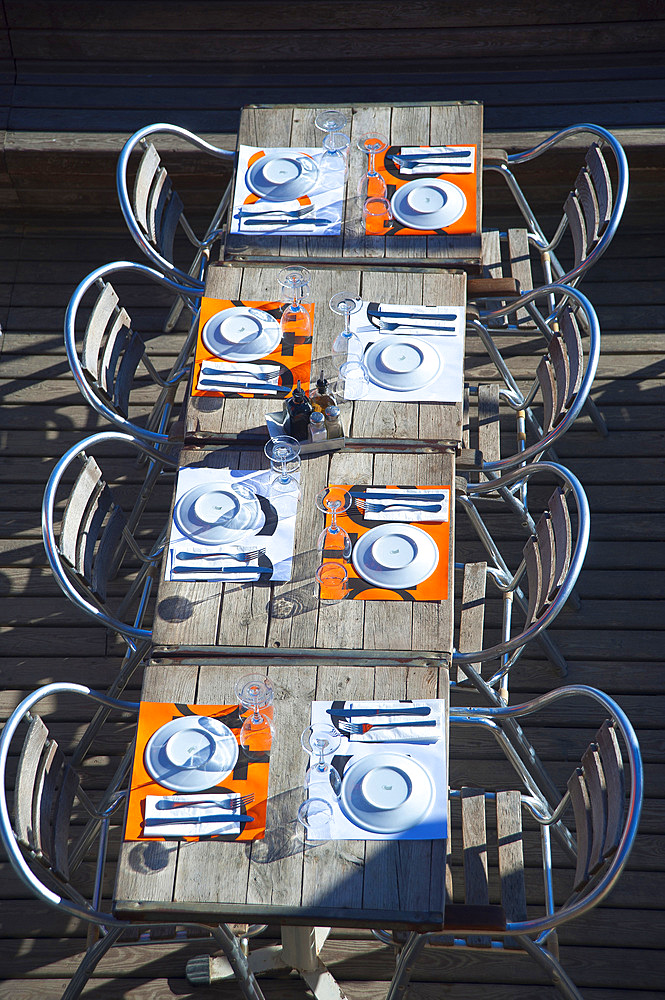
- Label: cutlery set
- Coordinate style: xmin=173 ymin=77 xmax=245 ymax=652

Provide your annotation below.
xmin=326 ymin=704 xmax=440 ymax=743
xmin=146 ymin=792 xmax=257 ymax=828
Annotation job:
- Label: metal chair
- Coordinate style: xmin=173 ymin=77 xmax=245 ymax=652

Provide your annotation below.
xmin=0 ymin=682 xmax=267 ymax=1000
xmin=482 ymin=123 xmax=628 ymax=296
xmin=453 ymin=462 xmax=590 ymax=699
xmin=42 ymin=431 xmax=178 ymax=762
xmin=379 ymin=684 xmax=643 ymax=1000
xmin=462 ymin=284 xmax=600 ymax=472
xmin=116 ymin=123 xmax=234 ymax=329
xmin=65 ymin=260 xmax=203 ymax=446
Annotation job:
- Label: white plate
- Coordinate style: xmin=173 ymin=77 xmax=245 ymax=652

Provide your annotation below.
xmin=391 ymin=178 xmax=466 ymax=230
xmin=339 ymin=752 xmax=435 ymax=834
xmin=364 ymin=336 xmax=441 ymax=392
xmin=352 ymin=523 xmax=439 ymax=589
xmin=174 ymin=483 xmax=265 ymax=545
xmin=246 ymin=151 xmax=319 ymax=202
xmin=144 ymin=716 xmax=239 ymax=793
xmin=202 ymin=307 xmax=281 ymax=361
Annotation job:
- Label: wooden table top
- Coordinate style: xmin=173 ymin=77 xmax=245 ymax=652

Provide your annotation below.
xmin=114 ymin=660 xmax=449 ymax=930
xmin=223 ymin=102 xmax=483 ymax=272
xmin=152 ymin=447 xmax=455 ymax=664
xmin=186 ymin=264 xmax=466 ymax=449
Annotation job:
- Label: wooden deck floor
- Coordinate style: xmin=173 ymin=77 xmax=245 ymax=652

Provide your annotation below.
xmin=0 ymin=164 xmax=664 ymax=998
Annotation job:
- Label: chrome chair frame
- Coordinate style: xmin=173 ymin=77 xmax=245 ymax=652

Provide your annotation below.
xmin=64 ymin=260 xmax=202 ymax=446
xmin=42 ymin=431 xmax=178 ymax=761
xmin=382 ymin=684 xmax=643 ymax=1000
xmin=464 ymin=284 xmax=601 ymax=473
xmin=116 ymin=123 xmax=234 ymax=295
xmin=0 ymin=682 xmax=267 ymax=1000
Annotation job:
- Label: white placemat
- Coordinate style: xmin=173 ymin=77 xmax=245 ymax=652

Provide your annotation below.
xmin=342 ymin=300 xmax=464 ymax=403
xmin=165 ymin=466 xmax=299 ymax=582
xmin=230 ymin=145 xmax=345 ymax=235
xmin=304 ymin=699 xmax=447 ymax=841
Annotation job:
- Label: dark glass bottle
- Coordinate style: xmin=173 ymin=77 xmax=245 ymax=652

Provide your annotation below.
xmin=285 ymin=380 xmax=313 ymax=441
xmin=309 ymin=370 xmax=337 ymax=413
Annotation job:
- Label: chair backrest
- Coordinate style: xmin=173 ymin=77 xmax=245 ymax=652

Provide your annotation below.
xmin=134 ymin=141 xmax=185 ymax=265
xmin=522 ymin=486 xmax=572 ymax=625
xmin=563 ymin=143 xmax=614 ymax=271
xmin=536 ymin=306 xmax=584 ymax=435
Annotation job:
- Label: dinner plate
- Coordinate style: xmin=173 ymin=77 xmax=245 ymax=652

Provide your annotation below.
xmin=391 ymin=178 xmax=466 ymax=230
xmin=201 ymin=307 xmax=281 ymax=361
xmin=364 ymin=336 xmax=441 ymax=392
xmin=174 ymin=483 xmax=265 ymax=545
xmin=144 ymin=716 xmax=239 ymax=793
xmin=246 ymin=151 xmax=320 ymax=202
xmin=352 ymin=523 xmax=439 ymax=589
xmin=339 ymin=752 xmax=435 ymax=834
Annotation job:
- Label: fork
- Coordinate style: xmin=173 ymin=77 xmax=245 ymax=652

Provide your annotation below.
xmin=338 ymin=720 xmax=437 ymax=736
xmin=355 ymin=499 xmax=441 ymax=513
xmin=176 ymin=547 xmax=266 ymax=563
xmin=156 ymin=793 xmax=255 ymax=811
xmin=200 ymin=367 xmax=280 ymax=381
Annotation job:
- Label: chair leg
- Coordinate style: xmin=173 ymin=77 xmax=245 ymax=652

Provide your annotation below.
xmin=61 ymin=926 xmax=125 ymax=1000
xmin=517 ymin=934 xmax=586 ymax=1000
xmin=209 ymin=924 xmax=267 ymax=1000
xmin=385 ymin=932 xmax=428 ymax=1000
xmin=583 ymin=396 xmax=609 ymax=437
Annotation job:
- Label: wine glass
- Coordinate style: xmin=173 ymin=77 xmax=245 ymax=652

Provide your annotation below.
xmin=314 ymin=110 xmax=348 ymax=143
xmin=235 ymin=674 xmax=274 ymax=753
xmin=301 ymin=724 xmax=342 ymax=797
xmin=278 ymin=265 xmax=311 ymax=338
xmin=329 ymin=290 xmax=363 ymax=362
xmin=357 ymin=132 xmax=389 ymax=201
xmin=297 ymin=798 xmax=333 ymax=839
xmin=315 ymin=561 xmax=348 ymax=602
xmin=315 ymin=486 xmax=352 ymax=559
xmin=363 ymin=195 xmax=392 ymax=236
xmin=264 ymin=435 xmax=301 ymax=493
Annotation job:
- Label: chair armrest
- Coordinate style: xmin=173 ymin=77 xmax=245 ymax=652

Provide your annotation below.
xmin=483 ymin=148 xmax=509 ymax=167
xmin=467 ymin=277 xmax=521 ymax=299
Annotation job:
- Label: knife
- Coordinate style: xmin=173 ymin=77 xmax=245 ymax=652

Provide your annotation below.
xmin=176 ymin=548 xmax=266 ymax=562
xmin=197 ymin=379 xmax=291 ymax=394
xmin=145 ymin=813 xmax=253 ymax=826
xmin=240 ymin=217 xmax=336 ymax=227
xmin=327 ymin=706 xmax=431 ymax=718
xmin=172 ymin=565 xmax=273 ymax=576
xmin=390 ymin=151 xmax=472 ymax=161
xmin=367 ymin=307 xmax=457 ymax=322
xmin=348 ymin=491 xmax=448 ymax=500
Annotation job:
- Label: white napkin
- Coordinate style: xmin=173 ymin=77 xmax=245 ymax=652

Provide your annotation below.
xmin=360 ymin=488 xmax=450 ymax=523
xmin=397 ymin=145 xmax=476 ymax=175
xmin=374 ymin=304 xmax=460 ymax=333
xmin=337 ymin=700 xmax=443 ymax=744
xmin=143 ymin=794 xmax=242 ymax=837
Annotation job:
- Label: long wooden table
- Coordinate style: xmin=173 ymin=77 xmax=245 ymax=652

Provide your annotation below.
xmin=188 ymin=264 xmax=466 ymax=449
xmin=224 ymin=102 xmax=483 ymax=273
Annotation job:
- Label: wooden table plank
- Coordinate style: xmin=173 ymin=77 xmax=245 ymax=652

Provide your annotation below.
xmin=153 ymin=448 xmax=455 ymax=663
xmin=187 ymin=263 xmax=466 ymax=449
xmin=114 ymin=662 xmax=449 ymax=929
xmin=224 ymin=102 xmax=483 ymax=272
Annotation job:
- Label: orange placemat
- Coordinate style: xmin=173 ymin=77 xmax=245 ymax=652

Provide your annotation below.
xmin=319 ymin=485 xmax=451 ymax=602
xmin=364 ymin=145 xmax=477 ymax=237
xmin=192 ymin=296 xmax=314 ymax=398
xmin=125 ymin=702 xmax=270 ymax=842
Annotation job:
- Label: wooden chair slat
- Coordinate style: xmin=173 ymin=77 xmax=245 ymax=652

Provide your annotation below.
xmin=133 ymin=142 xmax=161 ymax=234
xmin=477 ymin=384 xmax=500 ymax=463
xmin=496 ymin=789 xmax=528 ymax=923
xmin=548 ymin=487 xmax=572 ymax=595
xmin=159 ymin=188 xmax=185 ymax=263
xmin=146 ymin=166 xmax=171 ymax=246
xmin=585 ymin=143 xmax=613 ymax=235
xmin=457 ymin=562 xmax=486 ymax=682
xmin=536 ymin=355 xmax=556 ymax=434
xmin=52 ymin=765 xmax=79 ymax=882
xmin=535 ymin=512 xmax=556 ymax=611
xmin=111 ymin=333 xmax=147 ymax=417
xmin=462 ymin=384 xmax=470 ymax=450
xmin=568 ymin=767 xmax=594 ymax=891
xmin=575 ymin=166 xmax=602 ymax=254
xmin=34 ymin=740 xmax=67 ymax=866
xmin=507 ymin=228 xmax=533 ymax=323
xmin=481 ymin=229 xmax=502 ymax=280
xmin=581 ymin=743 xmax=608 ymax=876
xmin=560 ymin=308 xmax=583 ymax=404
xmin=461 ymin=788 xmax=491 ymax=947
xmin=547 ymin=334 xmax=571 ymax=426
xmin=60 ymin=456 xmax=107 ymax=572
xmin=564 ymin=192 xmax=587 ymax=267
xmin=99 ymin=308 xmax=133 ymax=400
xmin=82 ymin=282 xmax=119 ymax=379
xmin=90 ymin=507 xmax=128 ymax=601
xmin=597 ymin=720 xmax=626 ymax=860
xmin=523 ymin=535 xmax=544 ymax=625
xmin=15 ymin=716 xmax=49 ymax=851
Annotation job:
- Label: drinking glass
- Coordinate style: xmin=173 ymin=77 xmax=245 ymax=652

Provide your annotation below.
xmin=314 ymin=110 xmax=348 ymax=142
xmin=357 ymin=132 xmax=389 ymax=201
xmin=235 ymin=674 xmax=274 ymax=752
xmin=297 ymin=798 xmax=333 ymax=839
xmin=264 ymin=435 xmax=301 ymax=493
xmin=329 ymin=290 xmax=363 ymax=361
xmin=363 ymin=195 xmax=392 ymax=236
xmin=301 ymin=724 xmax=342 ymax=797
xmin=278 ymin=265 xmax=311 ymax=338
xmin=337 ymin=358 xmax=370 ymax=399
xmin=315 ymin=486 xmax=352 ymax=559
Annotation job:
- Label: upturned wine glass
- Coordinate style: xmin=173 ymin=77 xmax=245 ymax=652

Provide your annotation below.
xmin=235 ymin=674 xmax=274 ymax=752
xmin=329 ymin=290 xmax=363 ymax=361
xmin=357 ymin=132 xmax=389 ymax=201
xmin=301 ymin=724 xmax=342 ymax=797
xmin=264 ymin=434 xmax=301 ymax=493
xmin=278 ymin=265 xmax=311 ymax=338
xmin=315 ymin=486 xmax=352 ymax=559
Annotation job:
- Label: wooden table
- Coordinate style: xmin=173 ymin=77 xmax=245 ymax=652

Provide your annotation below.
xmin=187 ymin=263 xmax=466 ymax=450
xmin=114 ymin=660 xmax=449 ymax=995
xmin=152 ymin=446 xmax=455 ymax=663
xmin=224 ymin=102 xmax=483 ymax=273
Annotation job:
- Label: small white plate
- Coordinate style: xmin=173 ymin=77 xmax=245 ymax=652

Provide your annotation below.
xmin=339 ymin=752 xmax=435 ymax=834
xmin=364 ymin=336 xmax=441 ymax=392
xmin=246 ymin=151 xmax=320 ymax=202
xmin=202 ymin=307 xmax=281 ymax=361
xmin=391 ymin=178 xmax=466 ymax=230
xmin=174 ymin=483 xmax=264 ymax=545
xmin=352 ymin=523 xmax=439 ymax=589
xmin=145 ymin=716 xmax=239 ymax=793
